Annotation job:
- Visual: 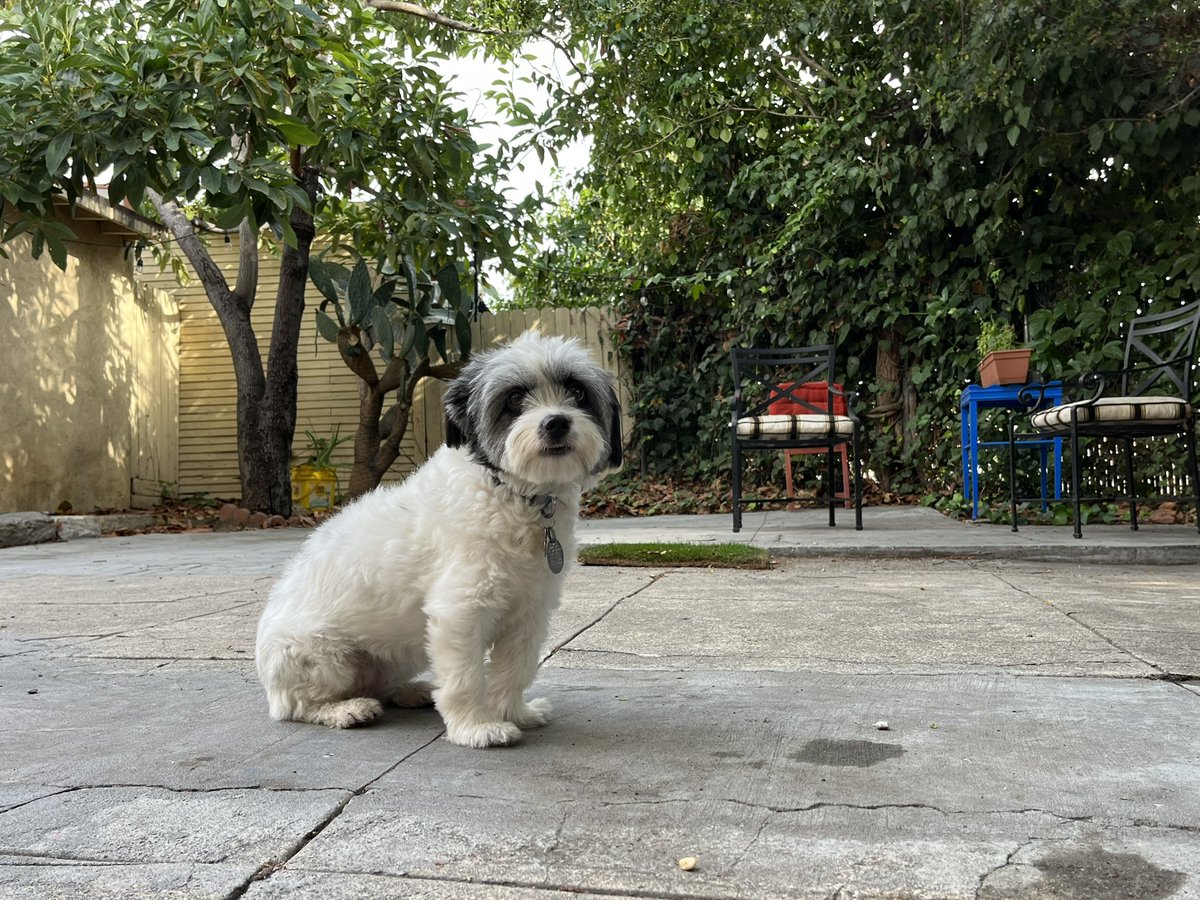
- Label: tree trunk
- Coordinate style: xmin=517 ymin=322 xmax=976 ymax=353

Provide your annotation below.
xmin=874 ymin=331 xmax=903 ymax=492
xmin=148 ymin=177 xmax=315 ymax=517
xmin=243 ymin=168 xmax=320 ymax=515
xmin=873 ymin=328 xmax=920 ymax=493
xmin=344 ymin=359 xmax=461 ymax=499
xmin=238 ymin=401 xmax=293 ymax=514
xmin=348 ymin=379 xmax=387 ymax=498
xmin=346 ymin=382 xmax=415 ymax=498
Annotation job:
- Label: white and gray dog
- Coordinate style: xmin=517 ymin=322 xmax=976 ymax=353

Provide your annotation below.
xmin=255 ymin=331 xmax=622 ymax=748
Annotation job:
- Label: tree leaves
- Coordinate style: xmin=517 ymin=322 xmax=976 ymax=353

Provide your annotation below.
xmin=347 ymin=260 xmax=374 ymax=326
xmin=44 ymin=133 xmax=72 ymax=175
xmin=371 ymin=306 xmax=394 ymax=363
xmin=0 ymin=0 xmax=525 ymax=285
xmin=267 ymin=111 xmax=320 ymax=147
xmin=308 ymin=252 xmax=474 ymax=375
xmin=315 ymin=307 xmax=341 ymax=342
xmin=516 ymin=0 xmax=1200 ymax=491
xmin=435 ymin=263 xmax=461 ymax=309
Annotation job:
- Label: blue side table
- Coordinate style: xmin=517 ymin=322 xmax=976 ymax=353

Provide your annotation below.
xmin=960 ymin=382 xmax=1064 ymax=520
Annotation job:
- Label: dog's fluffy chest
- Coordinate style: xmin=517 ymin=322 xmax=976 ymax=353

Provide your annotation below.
xmin=478 ymin=487 xmax=576 ymax=584
xmin=402 ymin=446 xmax=580 ymax=588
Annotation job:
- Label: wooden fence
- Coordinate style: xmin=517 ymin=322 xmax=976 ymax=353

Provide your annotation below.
xmin=150 ymin=237 xmax=624 ymax=503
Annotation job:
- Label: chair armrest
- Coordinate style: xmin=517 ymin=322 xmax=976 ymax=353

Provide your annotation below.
xmin=1022 ymin=354 xmax=1191 ymax=408
xmin=1017 ymin=372 xmax=1111 ymax=408
xmin=1015 ymin=378 xmax=1055 ymax=410
xmin=829 ymin=384 xmax=862 ymax=422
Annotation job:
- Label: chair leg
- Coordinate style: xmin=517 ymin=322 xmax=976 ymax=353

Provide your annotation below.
xmin=1008 ymin=418 xmax=1019 ymax=533
xmin=783 ymin=450 xmax=795 ymax=499
xmin=732 ymin=436 xmax=743 ymax=534
xmin=853 ymin=426 xmax=863 ymax=531
xmin=1125 ymin=437 xmax=1138 ymax=531
xmin=827 ymin=442 xmax=836 ymax=528
xmin=1070 ymin=420 xmax=1082 ymax=540
xmin=839 ymin=443 xmax=852 ymax=509
xmin=1038 ymin=445 xmax=1049 ymax=512
xmin=1187 ymin=418 xmax=1200 ymax=535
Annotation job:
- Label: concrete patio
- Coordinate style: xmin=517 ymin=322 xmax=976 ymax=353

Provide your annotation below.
xmin=1 ymin=509 xmax=1198 ymax=898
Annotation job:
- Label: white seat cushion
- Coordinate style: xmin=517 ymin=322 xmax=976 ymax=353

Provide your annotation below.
xmin=736 ymin=414 xmax=855 ymax=440
xmin=1030 ymin=396 xmax=1190 ymax=430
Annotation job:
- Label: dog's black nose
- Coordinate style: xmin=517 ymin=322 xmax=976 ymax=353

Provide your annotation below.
xmin=541 ymin=414 xmax=571 ymax=441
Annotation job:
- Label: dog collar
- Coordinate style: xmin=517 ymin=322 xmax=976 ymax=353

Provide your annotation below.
xmin=485 ymin=472 xmax=564 ymax=574
xmin=485 ymin=470 xmax=554 ymax=507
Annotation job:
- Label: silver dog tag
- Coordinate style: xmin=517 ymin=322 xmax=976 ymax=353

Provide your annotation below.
xmin=544 ymin=527 xmax=564 ymax=574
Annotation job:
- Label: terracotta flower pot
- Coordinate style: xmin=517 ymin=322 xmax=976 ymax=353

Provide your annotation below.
xmin=978 ymin=348 xmax=1032 ymax=387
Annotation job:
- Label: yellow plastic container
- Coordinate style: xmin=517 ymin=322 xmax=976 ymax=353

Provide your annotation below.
xmin=291 ymin=464 xmax=338 ymax=512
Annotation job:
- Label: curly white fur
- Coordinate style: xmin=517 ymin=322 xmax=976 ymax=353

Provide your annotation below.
xmin=255 ymin=332 xmax=621 ymax=748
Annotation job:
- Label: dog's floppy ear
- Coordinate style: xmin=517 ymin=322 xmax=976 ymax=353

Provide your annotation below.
xmin=443 ymin=371 xmax=474 ymax=448
xmin=605 ymin=385 xmax=623 ymax=471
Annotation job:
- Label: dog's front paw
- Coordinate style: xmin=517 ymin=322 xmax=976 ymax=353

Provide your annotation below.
xmin=319 ymin=697 xmax=384 ymax=729
xmin=445 ymin=720 xmax=523 ymax=748
xmin=509 ymin=697 xmax=553 ymax=728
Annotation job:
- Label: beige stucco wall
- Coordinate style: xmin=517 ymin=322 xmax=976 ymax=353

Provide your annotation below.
xmin=0 ymin=225 xmax=179 ymax=512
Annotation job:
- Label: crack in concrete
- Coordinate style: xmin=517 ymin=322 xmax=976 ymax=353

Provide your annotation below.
xmin=0 ymin=645 xmax=54 ymax=660
xmin=541 ymin=573 xmax=665 ymax=664
xmin=276 ymin=868 xmax=745 ymax=900
xmin=980 ymin=567 xmax=1178 ymax=675
xmin=722 ymin=798 xmax=951 ymax=816
xmin=0 ymin=850 xmax=152 ymax=866
xmin=542 ymin=648 xmax=1169 ymax=679
xmin=0 ymin=783 xmax=350 ymax=818
xmin=718 ymin=798 xmax=1198 ymax=839
xmin=537 ymin=806 xmax=574 ymax=885
xmin=1129 ymin=818 xmax=1200 ymax=835
xmin=974 ymin=836 xmax=1038 ymax=899
xmin=717 ymin=798 xmax=1146 ymax=828
xmin=719 ymin=809 xmax=772 ymax=877
xmin=223 ymin=730 xmax=445 ymax=900
xmin=545 ymin=806 xmax=570 ymax=855
xmin=0 ymin=787 xmax=80 ymax=816
xmin=3 ymin=585 xmax=259 ymax=608
xmin=6 ymin=598 xmax=262 ymax=654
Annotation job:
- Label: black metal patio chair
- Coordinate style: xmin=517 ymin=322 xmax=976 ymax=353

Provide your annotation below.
xmin=1008 ymin=298 xmax=1200 ymax=538
xmin=730 ymin=345 xmax=863 ymax=533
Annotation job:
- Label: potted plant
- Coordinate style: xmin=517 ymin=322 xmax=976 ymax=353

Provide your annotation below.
xmin=977 ymin=319 xmax=1033 ymax=387
xmin=291 ymin=426 xmax=347 ymax=513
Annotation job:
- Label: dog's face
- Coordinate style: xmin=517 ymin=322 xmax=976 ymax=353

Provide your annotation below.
xmin=443 ymin=332 xmax=622 ymax=490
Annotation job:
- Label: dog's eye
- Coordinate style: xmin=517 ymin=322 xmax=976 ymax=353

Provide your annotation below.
xmin=505 ymin=389 xmax=525 ymax=414
xmin=567 ymin=383 xmax=587 ymax=405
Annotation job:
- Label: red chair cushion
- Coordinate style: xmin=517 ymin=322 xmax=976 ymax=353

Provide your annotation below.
xmin=769 ymin=381 xmax=847 ymax=416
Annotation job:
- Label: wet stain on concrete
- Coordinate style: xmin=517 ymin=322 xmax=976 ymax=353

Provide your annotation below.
xmin=1030 ymin=847 xmax=1185 ymax=900
xmin=789 ymin=738 xmax=905 ymax=767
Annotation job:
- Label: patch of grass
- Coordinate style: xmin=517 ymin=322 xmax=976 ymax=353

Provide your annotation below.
xmin=578 ymin=542 xmax=773 ymax=569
